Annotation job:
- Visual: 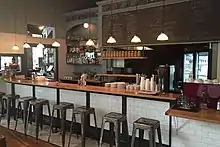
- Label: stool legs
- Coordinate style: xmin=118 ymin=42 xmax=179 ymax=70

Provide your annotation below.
xmin=68 ymin=110 xmax=77 ymax=147
xmin=6 ymin=99 xmax=11 ymax=128
xmin=157 ymin=125 xmax=162 ymax=147
xmin=81 ymin=113 xmax=86 ymax=147
xmin=131 ymin=126 xmax=137 ymax=147
xmin=61 ymin=109 xmax=66 ymax=147
xmin=98 ymin=118 xmax=106 ymax=147
xmin=114 ymin=123 xmax=120 ymax=147
xmin=35 ymin=104 xmax=41 ymax=140
xmin=23 ymin=101 xmax=29 ymax=135
xmin=48 ymin=108 xmax=55 ymax=142
xmin=14 ymin=102 xmax=22 ymax=131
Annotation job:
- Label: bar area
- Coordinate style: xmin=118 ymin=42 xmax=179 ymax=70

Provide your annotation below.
xmin=1 ymin=0 xmax=220 ymax=147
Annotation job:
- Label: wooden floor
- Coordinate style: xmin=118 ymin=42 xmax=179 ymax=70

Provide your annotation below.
xmin=0 ymin=126 xmax=58 ymax=147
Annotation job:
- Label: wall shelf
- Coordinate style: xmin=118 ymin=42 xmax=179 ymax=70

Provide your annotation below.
xmin=101 ymin=57 xmax=147 ymax=60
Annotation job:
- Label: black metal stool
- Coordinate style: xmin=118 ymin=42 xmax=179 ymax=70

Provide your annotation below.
xmin=68 ymin=106 xmax=98 ymax=147
xmin=27 ymin=98 xmax=51 ymax=139
xmin=48 ymin=102 xmax=77 ymax=147
xmin=99 ymin=112 xmax=129 ymax=147
xmin=131 ymin=117 xmax=162 ymax=147
xmin=0 ymin=92 xmax=6 ymax=123
xmin=14 ymin=96 xmax=36 ymax=135
xmin=2 ymin=94 xmax=20 ymax=128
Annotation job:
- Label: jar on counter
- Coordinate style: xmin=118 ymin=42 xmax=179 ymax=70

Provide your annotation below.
xmin=124 ymin=51 xmax=128 ymax=57
xmin=127 ymin=51 xmax=131 ymax=57
xmin=112 ymin=51 xmax=116 ymax=57
xmin=137 ymin=51 xmax=141 ymax=57
xmin=118 ymin=51 xmax=122 ymax=58
xmin=121 ymin=50 xmax=124 ymax=57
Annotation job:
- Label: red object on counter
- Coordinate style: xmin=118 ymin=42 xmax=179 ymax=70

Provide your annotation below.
xmin=183 ymin=83 xmax=220 ymax=109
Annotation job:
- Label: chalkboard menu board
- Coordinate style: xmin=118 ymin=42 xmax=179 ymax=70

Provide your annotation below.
xmin=102 ymin=0 xmax=220 ymax=46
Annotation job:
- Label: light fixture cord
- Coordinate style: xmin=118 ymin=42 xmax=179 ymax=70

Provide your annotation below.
xmin=110 ymin=0 xmax=113 ymax=36
xmin=14 ymin=2 xmax=17 ymax=45
xmin=162 ymin=0 xmax=165 ymax=32
xmin=88 ymin=8 xmax=92 ymax=39
xmin=24 ymin=0 xmax=28 ymax=42
xmin=135 ymin=0 xmax=138 ymax=35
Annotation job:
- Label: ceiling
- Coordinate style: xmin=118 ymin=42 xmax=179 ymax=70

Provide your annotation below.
xmin=63 ymin=0 xmax=102 ymax=12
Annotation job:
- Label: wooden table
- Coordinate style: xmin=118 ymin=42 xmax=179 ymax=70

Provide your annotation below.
xmin=0 ymin=126 xmax=57 ymax=147
xmin=165 ymin=108 xmax=220 ymax=124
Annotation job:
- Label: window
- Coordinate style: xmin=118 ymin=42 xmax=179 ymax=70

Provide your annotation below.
xmin=0 ymin=56 xmax=21 ymax=71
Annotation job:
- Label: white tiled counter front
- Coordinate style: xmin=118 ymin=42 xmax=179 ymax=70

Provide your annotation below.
xmin=127 ymin=97 xmax=170 ymax=146
xmin=90 ymin=93 xmax=122 ymax=129
xmin=60 ymin=89 xmax=86 ymax=122
xmin=171 ymin=117 xmax=220 ymax=147
xmin=15 ymin=84 xmax=32 ymax=97
xmin=35 ymin=86 xmax=56 ymax=116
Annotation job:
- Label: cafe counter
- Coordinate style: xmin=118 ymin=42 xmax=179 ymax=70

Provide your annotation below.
xmin=4 ymin=79 xmax=220 ymax=147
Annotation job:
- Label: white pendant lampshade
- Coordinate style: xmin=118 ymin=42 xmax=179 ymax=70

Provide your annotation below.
xmin=37 ymin=43 xmax=45 ymax=49
xmin=157 ymin=32 xmax=169 ymax=41
xmin=86 ymin=39 xmax=95 ymax=46
xmin=12 ymin=45 xmax=19 ymax=51
xmin=131 ymin=35 xmax=141 ymax=43
xmin=52 ymin=40 xmax=60 ymax=47
xmin=107 ymin=36 xmax=116 ymax=44
xmin=23 ymin=42 xmax=31 ymax=48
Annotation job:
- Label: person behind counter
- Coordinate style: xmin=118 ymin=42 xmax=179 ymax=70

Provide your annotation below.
xmin=9 ymin=57 xmax=20 ymax=78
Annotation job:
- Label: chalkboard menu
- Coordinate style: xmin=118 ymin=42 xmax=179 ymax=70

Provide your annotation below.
xmin=102 ymin=0 xmax=220 ymax=46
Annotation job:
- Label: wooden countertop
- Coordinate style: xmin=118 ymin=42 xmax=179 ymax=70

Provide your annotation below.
xmin=5 ymin=79 xmax=177 ymax=101
xmin=165 ymin=108 xmax=220 ymax=124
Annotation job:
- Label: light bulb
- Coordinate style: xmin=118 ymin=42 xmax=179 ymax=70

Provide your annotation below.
xmin=23 ymin=42 xmax=31 ymax=48
xmin=86 ymin=39 xmax=95 ymax=46
xmin=131 ymin=35 xmax=141 ymax=43
xmin=52 ymin=41 xmax=60 ymax=47
xmin=12 ymin=45 xmax=19 ymax=51
xmin=107 ymin=36 xmax=116 ymax=44
xmin=37 ymin=43 xmax=45 ymax=48
xmin=38 ymin=26 xmax=44 ymax=30
xmin=157 ymin=32 xmax=169 ymax=41
xmin=83 ymin=23 xmax=89 ymax=29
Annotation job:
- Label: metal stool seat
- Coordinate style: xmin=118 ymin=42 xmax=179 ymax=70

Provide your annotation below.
xmin=48 ymin=102 xmax=76 ymax=147
xmin=68 ymin=106 xmax=98 ymax=147
xmin=131 ymin=117 xmax=162 ymax=147
xmin=1 ymin=94 xmax=20 ymax=128
xmin=14 ymin=96 xmax=36 ymax=134
xmin=27 ymin=98 xmax=51 ymax=139
xmin=99 ymin=112 xmax=129 ymax=147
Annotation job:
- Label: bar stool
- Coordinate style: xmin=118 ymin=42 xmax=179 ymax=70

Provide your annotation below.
xmin=99 ymin=112 xmax=129 ymax=147
xmin=14 ymin=96 xmax=36 ymax=135
xmin=131 ymin=117 xmax=162 ymax=147
xmin=2 ymin=94 xmax=20 ymax=128
xmin=0 ymin=92 xmax=6 ymax=123
xmin=48 ymin=102 xmax=77 ymax=147
xmin=27 ymin=98 xmax=51 ymax=139
xmin=68 ymin=106 xmax=98 ymax=147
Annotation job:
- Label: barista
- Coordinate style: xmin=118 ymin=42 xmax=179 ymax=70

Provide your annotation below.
xmin=9 ymin=57 xmax=19 ymax=71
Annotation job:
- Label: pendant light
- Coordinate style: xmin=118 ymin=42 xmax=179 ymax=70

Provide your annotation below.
xmin=107 ymin=0 xmax=116 ymax=44
xmin=131 ymin=0 xmax=141 ymax=43
xmin=12 ymin=3 xmax=19 ymax=51
xmin=23 ymin=0 xmax=31 ymax=48
xmin=86 ymin=8 xmax=95 ymax=46
xmin=157 ymin=0 xmax=169 ymax=41
xmin=37 ymin=43 xmax=45 ymax=49
xmin=52 ymin=0 xmax=60 ymax=47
